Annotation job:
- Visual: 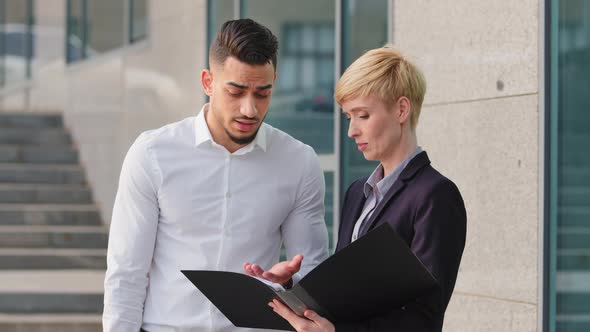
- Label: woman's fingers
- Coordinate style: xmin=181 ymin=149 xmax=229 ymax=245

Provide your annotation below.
xmin=304 ymin=310 xmax=334 ymax=332
xmin=269 ymin=300 xmax=334 ymax=332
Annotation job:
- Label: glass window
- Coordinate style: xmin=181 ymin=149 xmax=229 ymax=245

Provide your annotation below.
xmin=66 ymin=0 xmax=85 ymax=62
xmin=207 ymin=0 xmax=234 ymax=52
xmin=244 ymin=0 xmax=336 ymax=156
xmin=339 ymin=0 xmax=388 ymax=192
xmin=547 ymin=0 xmax=590 ymax=331
xmin=66 ymin=0 xmax=147 ymax=64
xmin=0 ymin=0 xmax=33 ymax=86
xmin=86 ymin=0 xmax=125 ymax=54
xmin=130 ymin=0 xmax=148 ymax=43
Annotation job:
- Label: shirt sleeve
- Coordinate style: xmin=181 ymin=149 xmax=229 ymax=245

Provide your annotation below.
xmin=103 ymin=133 xmax=161 ymax=332
xmin=281 ymin=145 xmax=330 ymax=278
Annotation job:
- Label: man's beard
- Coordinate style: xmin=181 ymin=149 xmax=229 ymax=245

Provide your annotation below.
xmin=224 ymin=113 xmax=266 ymax=145
xmin=224 ymin=127 xmax=259 ymax=145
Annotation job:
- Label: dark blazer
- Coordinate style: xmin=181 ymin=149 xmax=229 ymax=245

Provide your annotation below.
xmin=335 ymin=151 xmax=466 ymax=332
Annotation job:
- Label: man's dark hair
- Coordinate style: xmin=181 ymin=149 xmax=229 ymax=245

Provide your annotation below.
xmin=209 ymin=18 xmax=278 ymax=70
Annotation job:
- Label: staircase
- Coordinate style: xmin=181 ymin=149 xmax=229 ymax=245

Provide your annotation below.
xmin=0 ymin=113 xmax=105 ymax=331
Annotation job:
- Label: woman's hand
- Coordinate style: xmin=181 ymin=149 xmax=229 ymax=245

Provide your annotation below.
xmin=269 ymin=299 xmax=335 ymax=332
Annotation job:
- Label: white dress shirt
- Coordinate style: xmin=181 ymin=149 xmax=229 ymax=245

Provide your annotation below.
xmin=103 ymin=104 xmax=329 ymax=332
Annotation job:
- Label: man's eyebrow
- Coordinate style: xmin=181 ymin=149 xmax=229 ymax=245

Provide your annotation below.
xmin=225 ymin=82 xmax=273 ymax=90
xmin=256 ymin=84 xmax=273 ymax=90
xmin=225 ymin=82 xmax=248 ymax=89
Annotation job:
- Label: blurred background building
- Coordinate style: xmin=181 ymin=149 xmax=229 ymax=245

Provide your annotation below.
xmin=0 ymin=0 xmax=587 ymax=331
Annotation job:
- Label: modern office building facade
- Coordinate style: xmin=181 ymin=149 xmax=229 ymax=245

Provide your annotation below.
xmin=0 ymin=0 xmax=588 ymax=331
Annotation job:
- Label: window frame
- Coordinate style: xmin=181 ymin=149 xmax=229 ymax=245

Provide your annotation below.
xmin=65 ymin=0 xmax=148 ymax=64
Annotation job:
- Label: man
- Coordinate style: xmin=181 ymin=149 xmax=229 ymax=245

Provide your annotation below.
xmin=247 ymin=45 xmax=466 ymax=332
xmin=103 ymin=19 xmax=329 ymax=332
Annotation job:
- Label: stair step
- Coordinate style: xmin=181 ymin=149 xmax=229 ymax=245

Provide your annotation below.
xmin=0 ymin=204 xmax=102 ymax=226
xmin=0 ymin=145 xmax=78 ymax=164
xmin=0 ymin=270 xmax=104 ymax=293
xmin=0 ymin=226 xmax=108 ymax=249
xmin=0 ymin=164 xmax=85 ymax=184
xmin=0 ymin=128 xmax=71 ymax=146
xmin=0 ymin=249 xmax=106 ymax=269
xmin=0 ymin=314 xmax=101 ymax=332
xmin=0 ymin=294 xmax=103 ymax=314
xmin=0 ymin=271 xmax=104 ymax=326
xmin=0 ymin=184 xmax=92 ymax=204
xmin=0 ymin=113 xmax=63 ymax=128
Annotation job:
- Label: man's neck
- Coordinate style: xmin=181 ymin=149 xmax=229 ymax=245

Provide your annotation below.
xmin=204 ymin=107 xmax=245 ymax=153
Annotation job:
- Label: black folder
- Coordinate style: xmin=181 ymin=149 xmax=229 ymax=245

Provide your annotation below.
xmin=182 ymin=223 xmax=438 ymax=331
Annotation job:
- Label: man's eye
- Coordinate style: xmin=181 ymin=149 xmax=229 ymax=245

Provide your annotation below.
xmin=256 ymin=94 xmax=270 ymax=99
xmin=359 ymin=115 xmax=369 ymax=119
xmin=227 ymin=91 xmax=242 ymax=97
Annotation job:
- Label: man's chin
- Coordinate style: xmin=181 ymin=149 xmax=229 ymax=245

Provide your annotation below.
xmin=226 ymin=130 xmax=258 ymax=146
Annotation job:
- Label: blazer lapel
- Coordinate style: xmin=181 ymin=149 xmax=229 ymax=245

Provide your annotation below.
xmin=336 ymin=182 xmax=367 ymax=251
xmin=359 ymin=180 xmax=405 ymax=236
xmin=360 ymin=151 xmax=431 ymax=235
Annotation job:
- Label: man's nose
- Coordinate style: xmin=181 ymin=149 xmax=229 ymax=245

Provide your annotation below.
xmin=240 ymin=98 xmax=258 ymax=118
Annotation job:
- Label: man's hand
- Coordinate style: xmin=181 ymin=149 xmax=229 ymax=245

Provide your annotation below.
xmin=244 ymin=254 xmax=303 ymax=286
xmin=269 ymin=299 xmax=335 ymax=332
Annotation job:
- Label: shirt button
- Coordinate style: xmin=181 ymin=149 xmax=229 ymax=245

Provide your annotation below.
xmin=225 ymin=192 xmax=231 ymax=198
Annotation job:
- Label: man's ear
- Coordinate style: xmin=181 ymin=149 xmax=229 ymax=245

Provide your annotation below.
xmin=397 ymin=96 xmax=412 ymax=125
xmin=201 ymin=69 xmax=213 ymax=96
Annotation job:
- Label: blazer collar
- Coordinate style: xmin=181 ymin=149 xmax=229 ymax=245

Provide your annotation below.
xmin=360 ymin=151 xmax=431 ymax=235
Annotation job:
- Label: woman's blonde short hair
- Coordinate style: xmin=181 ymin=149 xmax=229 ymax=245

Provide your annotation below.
xmin=335 ymin=44 xmax=426 ymax=129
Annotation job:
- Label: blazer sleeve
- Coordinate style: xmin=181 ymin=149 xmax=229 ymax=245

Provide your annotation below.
xmin=335 ymin=178 xmax=467 ymax=332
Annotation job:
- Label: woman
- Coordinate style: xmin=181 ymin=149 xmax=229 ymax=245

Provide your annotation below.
xmin=245 ymin=45 xmax=466 ymax=332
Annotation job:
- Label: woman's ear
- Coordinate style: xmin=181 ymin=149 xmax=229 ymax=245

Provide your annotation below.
xmin=201 ymin=69 xmax=213 ymax=96
xmin=397 ymin=96 xmax=412 ymax=125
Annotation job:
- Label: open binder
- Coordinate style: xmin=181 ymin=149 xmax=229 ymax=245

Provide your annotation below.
xmin=182 ymin=223 xmax=438 ymax=331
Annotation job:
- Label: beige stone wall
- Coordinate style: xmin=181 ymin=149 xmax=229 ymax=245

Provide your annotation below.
xmin=393 ymin=0 xmax=540 ymax=330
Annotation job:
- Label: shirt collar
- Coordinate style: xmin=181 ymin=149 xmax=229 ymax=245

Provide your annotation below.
xmin=194 ymin=104 xmax=214 ymax=147
xmin=363 ymin=146 xmax=423 ymax=199
xmin=194 ymin=103 xmax=268 ymax=153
